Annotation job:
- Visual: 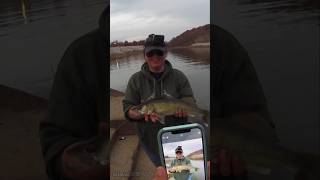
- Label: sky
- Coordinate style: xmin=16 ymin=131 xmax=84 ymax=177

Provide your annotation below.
xmin=163 ymin=138 xmax=203 ymax=157
xmin=110 ymin=0 xmax=210 ymax=42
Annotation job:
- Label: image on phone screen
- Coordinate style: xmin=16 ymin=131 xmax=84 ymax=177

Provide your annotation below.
xmin=160 ymin=127 xmax=206 ymax=180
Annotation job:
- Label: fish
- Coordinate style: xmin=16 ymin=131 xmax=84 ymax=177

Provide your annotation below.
xmin=116 ymin=92 xmax=319 ymax=178
xmin=135 ymin=97 xmax=209 ymax=127
xmin=211 ymin=117 xmax=320 ymax=179
xmin=169 ymin=165 xmax=193 ymax=173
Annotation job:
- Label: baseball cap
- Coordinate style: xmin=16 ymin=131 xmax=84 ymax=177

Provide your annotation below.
xmin=144 ymin=34 xmax=167 ymax=53
xmin=175 ymin=146 xmax=183 ymax=153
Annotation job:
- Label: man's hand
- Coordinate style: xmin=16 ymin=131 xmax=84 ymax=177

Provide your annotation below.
xmin=153 ymin=166 xmax=168 ymax=180
xmin=168 ymin=168 xmax=175 ymax=173
xmin=144 ymin=112 xmax=160 ymax=123
xmin=128 ymin=107 xmax=160 ymax=123
xmin=128 ymin=107 xmax=143 ymax=120
xmin=175 ymin=108 xmax=187 ymax=119
xmin=214 ymin=149 xmax=247 ymax=177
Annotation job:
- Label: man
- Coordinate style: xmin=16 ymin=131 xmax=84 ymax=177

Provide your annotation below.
xmin=169 ymin=146 xmax=193 ymax=180
xmin=123 ymin=34 xmax=195 ymax=167
xmin=153 ymin=25 xmax=278 ymax=179
xmin=39 ymin=6 xmax=108 ymax=180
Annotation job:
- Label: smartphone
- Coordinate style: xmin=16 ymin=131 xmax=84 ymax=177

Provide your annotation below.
xmin=157 ymin=123 xmax=208 ymax=180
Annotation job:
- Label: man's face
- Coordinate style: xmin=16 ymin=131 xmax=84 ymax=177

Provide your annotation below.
xmin=145 ymin=49 xmax=166 ymax=72
xmin=176 ymin=151 xmax=183 ymax=159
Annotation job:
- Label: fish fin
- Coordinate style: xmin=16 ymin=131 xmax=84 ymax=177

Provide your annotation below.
xmin=181 ymin=97 xmax=197 ymax=106
xmin=158 ymin=114 xmax=166 ymax=124
xmin=187 ymin=114 xmax=209 ymax=127
xmin=201 ymin=109 xmax=210 ymax=122
xmin=145 ymin=93 xmax=156 ymax=101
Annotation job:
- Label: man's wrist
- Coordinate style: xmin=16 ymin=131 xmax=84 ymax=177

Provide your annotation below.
xmin=127 ymin=108 xmax=142 ymax=120
xmin=128 ymin=109 xmax=135 ymax=119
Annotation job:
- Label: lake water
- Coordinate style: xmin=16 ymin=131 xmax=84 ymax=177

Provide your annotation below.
xmin=110 ymin=48 xmax=210 ymax=110
xmin=214 ymin=0 xmax=319 ymax=179
xmin=0 ymin=0 xmax=106 ymax=98
xmin=189 ymin=160 xmax=205 ymax=180
xmin=0 ymin=0 xmax=319 ymax=178
xmin=214 ymin=0 xmax=319 ymax=154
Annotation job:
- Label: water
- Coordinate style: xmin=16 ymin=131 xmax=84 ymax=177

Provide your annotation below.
xmin=0 ymin=0 xmax=319 ymax=178
xmin=0 ymin=0 xmax=106 ymax=98
xmin=110 ymin=48 xmax=210 ymax=110
xmin=215 ymin=0 xmax=319 ymax=153
xmin=189 ymin=160 xmax=205 ymax=180
xmin=214 ymin=0 xmax=319 ymax=179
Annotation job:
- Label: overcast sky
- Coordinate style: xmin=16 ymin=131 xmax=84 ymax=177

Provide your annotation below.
xmin=110 ymin=0 xmax=210 ymax=42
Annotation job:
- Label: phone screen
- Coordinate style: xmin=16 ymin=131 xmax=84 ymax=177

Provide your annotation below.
xmin=160 ymin=127 xmax=206 ymax=180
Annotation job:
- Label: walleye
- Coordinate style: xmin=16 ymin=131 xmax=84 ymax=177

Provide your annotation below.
xmin=135 ymin=97 xmax=209 ymax=126
xmin=169 ymin=165 xmax=193 ymax=173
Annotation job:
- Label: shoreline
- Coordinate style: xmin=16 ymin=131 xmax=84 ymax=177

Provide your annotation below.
xmin=110 ymin=43 xmax=210 ymax=60
xmin=110 ymin=46 xmax=143 ymax=61
xmin=169 ymin=42 xmax=210 ymax=49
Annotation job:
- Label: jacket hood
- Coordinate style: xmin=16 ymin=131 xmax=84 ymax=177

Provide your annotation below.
xmin=140 ymin=60 xmax=174 ymax=100
xmin=141 ymin=60 xmax=173 ymax=80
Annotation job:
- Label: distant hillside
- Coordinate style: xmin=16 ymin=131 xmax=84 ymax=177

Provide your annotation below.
xmin=187 ymin=149 xmax=203 ymax=160
xmin=187 ymin=149 xmax=203 ymax=157
xmin=168 ymin=24 xmax=210 ymax=47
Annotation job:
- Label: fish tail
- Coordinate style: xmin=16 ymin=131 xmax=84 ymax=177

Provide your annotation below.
xmin=201 ymin=109 xmax=210 ymax=123
xmin=187 ymin=110 xmax=209 ymax=128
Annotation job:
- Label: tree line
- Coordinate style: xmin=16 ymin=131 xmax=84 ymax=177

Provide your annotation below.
xmin=111 ymin=24 xmax=210 ymax=47
xmin=110 ymin=40 xmax=145 ymax=47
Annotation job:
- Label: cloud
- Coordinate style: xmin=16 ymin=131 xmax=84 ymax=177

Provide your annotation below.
xmin=110 ymin=0 xmax=209 ymax=42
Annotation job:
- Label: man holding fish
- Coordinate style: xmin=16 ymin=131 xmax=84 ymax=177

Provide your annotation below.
xmin=168 ymin=146 xmax=193 ymax=180
xmin=123 ymin=32 xmax=246 ymax=179
xmin=125 ymin=26 xmax=280 ymax=179
xmin=123 ymin=33 xmax=197 ymax=167
xmin=40 ymin=3 xmax=278 ymax=177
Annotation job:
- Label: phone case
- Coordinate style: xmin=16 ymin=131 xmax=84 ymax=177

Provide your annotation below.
xmin=157 ymin=123 xmax=208 ymax=180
